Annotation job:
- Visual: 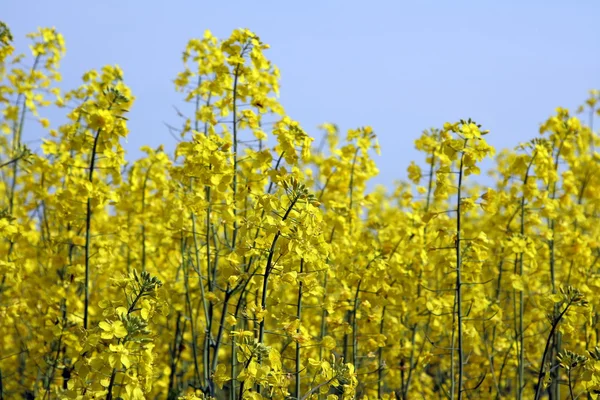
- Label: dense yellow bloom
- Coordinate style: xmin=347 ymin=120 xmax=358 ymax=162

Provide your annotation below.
xmin=2 ymin=21 xmax=600 ymax=400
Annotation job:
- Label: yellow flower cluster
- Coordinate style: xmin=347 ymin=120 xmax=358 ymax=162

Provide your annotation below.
xmin=2 ymin=22 xmax=600 ymax=400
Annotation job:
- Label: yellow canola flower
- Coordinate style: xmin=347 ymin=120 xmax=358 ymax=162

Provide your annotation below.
xmin=98 ymin=320 xmax=128 ymax=339
xmin=87 ymin=108 xmax=115 ymax=131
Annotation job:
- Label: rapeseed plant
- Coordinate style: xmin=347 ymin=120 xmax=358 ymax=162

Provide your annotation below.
xmin=1 ymin=21 xmax=600 ymax=400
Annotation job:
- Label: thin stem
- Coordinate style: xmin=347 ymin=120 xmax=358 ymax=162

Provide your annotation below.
xmin=257 ymin=194 xmax=300 ymax=395
xmin=237 ymin=355 xmax=254 ymax=400
xmin=516 ymin=154 xmax=535 ymax=399
xmin=378 ymin=306 xmax=386 ymax=398
xmin=8 ymin=55 xmax=40 ymax=215
xmin=210 ymin=292 xmax=232 ymax=378
xmin=231 ymin=57 xmax=243 ymax=248
xmin=295 ymin=259 xmax=304 ymax=400
xmin=258 ymin=194 xmax=300 ymax=346
xmin=568 ymin=368 xmax=575 ymax=400
xmin=83 ymin=127 xmax=102 ymax=329
xmin=168 ymin=312 xmax=183 ymax=396
xmin=402 ymin=323 xmax=419 ymax=399
xmin=455 ymin=146 xmax=466 ymax=400
xmin=106 ymin=368 xmax=118 ymax=400
xmin=139 ymin=160 xmax=157 ymax=272
xmin=534 ymin=301 xmax=572 ymax=400
xmin=352 ymin=281 xmax=362 ymax=368
xmin=182 ymin=239 xmax=202 ymax=389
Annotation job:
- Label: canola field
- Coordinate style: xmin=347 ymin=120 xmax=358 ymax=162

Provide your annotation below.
xmin=1 ymin=22 xmax=600 ymax=400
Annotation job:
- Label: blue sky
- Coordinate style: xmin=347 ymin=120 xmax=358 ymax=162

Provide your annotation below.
xmin=5 ymin=1 xmax=600 ymax=188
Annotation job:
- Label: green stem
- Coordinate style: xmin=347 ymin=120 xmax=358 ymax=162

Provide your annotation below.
xmin=378 ymin=306 xmax=386 ymax=398
xmin=8 ymin=55 xmax=40 ymax=214
xmin=352 ymin=281 xmax=361 ymax=368
xmin=533 ymin=301 xmax=572 ymax=400
xmin=182 ymin=238 xmax=202 ymax=389
xmin=402 ymin=323 xmax=419 ymax=399
xmin=237 ymin=355 xmax=254 ymax=400
xmin=454 ymin=146 xmax=466 ymax=400
xmin=257 ymin=194 xmax=300 ymax=395
xmin=258 ymin=194 xmax=300 ymax=346
xmin=210 ymin=292 xmax=232 ymax=396
xmin=295 ymin=259 xmax=304 ymax=399
xmin=106 ymin=368 xmax=118 ymax=400
xmin=568 ymin=368 xmax=575 ymax=400
xmin=139 ymin=160 xmax=157 ymax=272
xmin=231 ymin=53 xmax=244 ymax=249
xmin=83 ymin=127 xmax=102 ymax=329
xmin=167 ymin=312 xmax=183 ymax=397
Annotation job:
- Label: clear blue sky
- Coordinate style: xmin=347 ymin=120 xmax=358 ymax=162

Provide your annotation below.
xmin=5 ymin=1 xmax=600 ymax=188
